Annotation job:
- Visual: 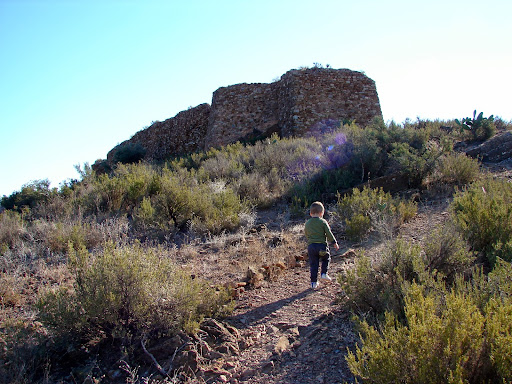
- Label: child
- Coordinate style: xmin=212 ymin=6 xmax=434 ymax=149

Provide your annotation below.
xmin=304 ymin=201 xmax=339 ymax=289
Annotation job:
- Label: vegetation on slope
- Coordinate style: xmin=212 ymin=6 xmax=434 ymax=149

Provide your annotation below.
xmin=1 ymin=114 xmax=511 ymax=383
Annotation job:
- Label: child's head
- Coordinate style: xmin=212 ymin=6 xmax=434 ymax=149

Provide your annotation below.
xmin=310 ymin=201 xmax=325 ymax=217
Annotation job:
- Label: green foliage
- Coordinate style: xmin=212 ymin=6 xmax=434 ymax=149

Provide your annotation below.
xmin=451 ymin=177 xmax=512 ymax=267
xmin=390 ymin=141 xmax=443 ymax=187
xmin=423 ymin=225 xmax=474 ymax=284
xmin=486 ymin=291 xmax=512 ymax=380
xmin=347 ymin=260 xmax=512 ymax=383
xmin=112 ymin=142 xmax=146 ymax=164
xmin=336 ymin=187 xmax=417 ymax=241
xmin=3 ymin=118 xmax=463 ymax=242
xmin=343 ymin=121 xmax=385 ymax=182
xmin=37 ymin=242 xmax=233 ymax=340
xmin=340 ymin=229 xmax=473 ymax=320
xmin=437 ymin=152 xmax=481 ymax=185
xmin=0 ymin=210 xmax=26 ymax=250
xmin=45 ymin=221 xmax=103 ymax=253
xmin=340 ymin=239 xmax=424 ymax=319
xmin=79 ymin=163 xmax=244 ymax=235
xmin=341 ymin=118 xmax=444 ymax=186
xmin=347 ymin=282 xmax=488 ymax=384
xmin=455 ymin=110 xmax=496 ymax=141
xmin=1 ymin=179 xmax=53 ymax=211
xmin=344 ymin=214 xmax=372 ymax=242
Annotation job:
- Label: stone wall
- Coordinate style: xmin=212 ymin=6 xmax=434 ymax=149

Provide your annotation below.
xmin=205 ymin=83 xmax=279 ymax=148
xmin=106 ymin=67 xmax=382 ymax=163
xmin=107 ymin=103 xmax=210 ymax=163
xmin=276 ymin=68 xmax=382 ymax=137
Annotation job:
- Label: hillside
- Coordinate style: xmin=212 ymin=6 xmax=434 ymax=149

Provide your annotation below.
xmin=1 ymin=117 xmax=512 ymax=383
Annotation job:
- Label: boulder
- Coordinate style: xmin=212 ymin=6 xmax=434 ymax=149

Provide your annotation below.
xmin=466 ymin=131 xmax=512 ymax=162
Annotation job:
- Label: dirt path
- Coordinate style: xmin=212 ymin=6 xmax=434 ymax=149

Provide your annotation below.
xmin=220 ymin=201 xmax=451 ymax=384
xmin=226 ymin=250 xmax=357 ymax=384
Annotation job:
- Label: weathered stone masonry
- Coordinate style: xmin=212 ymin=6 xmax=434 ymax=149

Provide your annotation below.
xmin=106 ymin=68 xmax=382 ymax=163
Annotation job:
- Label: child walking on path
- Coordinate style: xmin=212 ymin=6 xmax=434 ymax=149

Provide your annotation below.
xmin=304 ymin=202 xmax=339 ymax=289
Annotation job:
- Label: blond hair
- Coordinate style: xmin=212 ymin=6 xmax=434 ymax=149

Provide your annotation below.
xmin=310 ymin=201 xmax=325 ymax=215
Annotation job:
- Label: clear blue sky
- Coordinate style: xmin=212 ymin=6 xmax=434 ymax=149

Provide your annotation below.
xmin=1 ymin=0 xmax=511 ymax=197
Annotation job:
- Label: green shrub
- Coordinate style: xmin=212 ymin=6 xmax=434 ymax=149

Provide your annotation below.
xmin=339 ymin=239 xmax=423 ymax=319
xmin=1 ymin=179 xmax=53 ymax=211
xmin=37 ymin=242 xmax=233 ymax=340
xmin=45 ymin=221 xmax=103 ymax=253
xmin=423 ymin=225 xmax=474 ymax=284
xmin=390 ymin=141 xmax=443 ymax=187
xmin=0 ymin=210 xmax=26 ymax=250
xmin=343 ymin=122 xmax=385 ymax=182
xmin=112 ymin=142 xmax=146 ymax=164
xmin=236 ymin=172 xmax=273 ymax=207
xmin=150 ymin=172 xmax=243 ymax=234
xmin=486 ymin=296 xmax=512 ymax=381
xmin=75 ymin=163 xmax=244 ymax=235
xmin=455 ymin=110 xmax=496 ymax=142
xmin=200 ymin=151 xmax=245 ymax=180
xmin=347 ymin=282 xmax=488 ymax=384
xmin=344 ymin=214 xmax=371 ymax=242
xmin=346 ymin=260 xmax=512 ymax=383
xmin=437 ymin=152 xmax=481 ymax=185
xmin=340 ymin=231 xmax=472 ymax=321
xmin=336 ymin=187 xmax=417 ymax=241
xmin=451 ymin=177 xmax=512 ymax=267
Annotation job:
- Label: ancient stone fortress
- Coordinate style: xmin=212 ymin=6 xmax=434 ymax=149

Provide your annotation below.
xmin=106 ymin=67 xmax=382 ymax=163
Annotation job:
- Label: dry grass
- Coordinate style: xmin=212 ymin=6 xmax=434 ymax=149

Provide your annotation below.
xmin=170 ymin=220 xmax=307 ymax=286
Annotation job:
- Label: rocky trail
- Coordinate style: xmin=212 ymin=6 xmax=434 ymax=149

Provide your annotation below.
xmin=226 ymin=248 xmax=357 ymax=384
xmin=192 ymin=200 xmax=453 ymax=384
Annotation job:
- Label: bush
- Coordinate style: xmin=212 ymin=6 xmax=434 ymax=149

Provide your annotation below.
xmin=112 ymin=142 xmax=146 ymax=164
xmin=0 ymin=318 xmax=50 ymax=384
xmin=340 ymin=229 xmax=473 ymax=321
xmin=0 ymin=210 xmax=26 ymax=250
xmin=346 ymin=260 xmax=512 ymax=383
xmin=390 ymin=141 xmax=443 ymax=187
xmin=37 ymin=242 xmax=233 ymax=340
xmin=1 ymin=179 xmax=53 ymax=211
xmin=236 ymin=172 xmax=273 ymax=207
xmin=451 ymin=177 xmax=512 ymax=267
xmin=455 ymin=110 xmax=496 ymax=142
xmin=45 ymin=221 xmax=103 ymax=253
xmin=336 ymin=187 xmax=417 ymax=241
xmin=437 ymin=152 xmax=480 ymax=185
xmin=339 ymin=239 xmax=423 ymax=319
xmin=75 ymin=163 xmax=245 ymax=236
xmin=347 ymin=282 xmax=488 ymax=383
xmin=423 ymin=225 xmax=474 ymax=284
xmin=150 ymin=172 xmax=243 ymax=234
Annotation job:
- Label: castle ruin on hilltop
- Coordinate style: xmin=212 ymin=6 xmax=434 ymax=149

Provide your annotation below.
xmin=105 ymin=67 xmax=382 ymax=164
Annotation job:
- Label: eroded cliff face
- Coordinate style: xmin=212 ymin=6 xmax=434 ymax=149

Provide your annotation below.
xmin=106 ymin=67 xmax=382 ymax=164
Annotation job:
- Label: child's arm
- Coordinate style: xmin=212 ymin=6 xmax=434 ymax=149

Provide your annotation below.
xmin=324 ymin=221 xmax=339 ymax=250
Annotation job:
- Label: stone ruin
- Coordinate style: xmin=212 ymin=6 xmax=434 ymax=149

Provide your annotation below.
xmin=105 ymin=67 xmax=382 ymax=164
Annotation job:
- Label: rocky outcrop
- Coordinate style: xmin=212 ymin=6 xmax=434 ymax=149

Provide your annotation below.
xmin=465 ymin=131 xmax=512 ymax=163
xmin=106 ymin=67 xmax=382 ymax=164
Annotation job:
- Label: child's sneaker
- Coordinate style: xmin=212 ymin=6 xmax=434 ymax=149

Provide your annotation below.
xmin=320 ymin=273 xmax=332 ymax=281
xmin=311 ymin=282 xmax=319 ymax=289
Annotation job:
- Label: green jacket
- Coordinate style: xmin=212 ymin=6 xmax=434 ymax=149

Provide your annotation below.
xmin=304 ymin=217 xmax=337 ymax=245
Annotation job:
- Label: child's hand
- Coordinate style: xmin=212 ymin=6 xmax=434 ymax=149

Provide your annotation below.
xmin=334 ymin=243 xmax=339 ymax=251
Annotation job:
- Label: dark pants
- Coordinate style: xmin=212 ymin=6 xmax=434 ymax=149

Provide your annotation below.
xmin=308 ymin=243 xmax=330 ymax=283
